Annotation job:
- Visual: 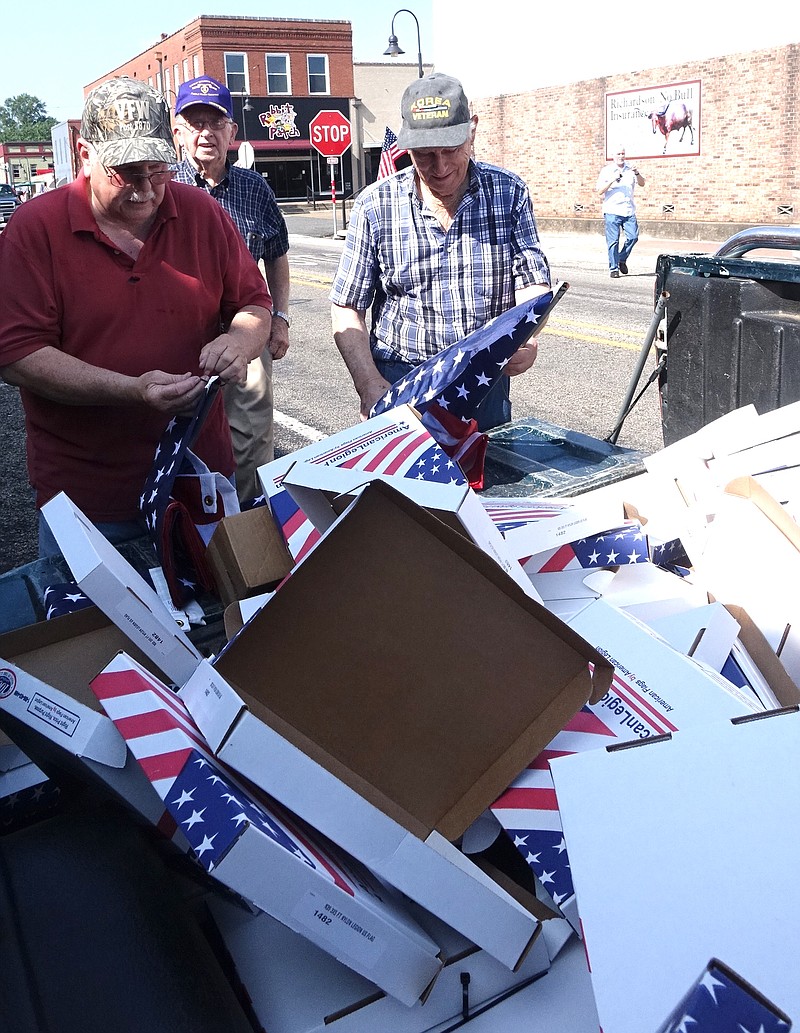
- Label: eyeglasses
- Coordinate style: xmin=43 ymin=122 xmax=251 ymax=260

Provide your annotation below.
xmin=176 ymin=116 xmax=232 ymax=133
xmin=102 ymin=164 xmax=178 ymax=187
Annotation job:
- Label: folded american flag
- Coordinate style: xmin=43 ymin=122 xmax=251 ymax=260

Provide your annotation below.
xmin=139 ymin=377 xmax=237 ymax=607
xmin=655 ymin=959 xmax=791 ymax=1032
xmin=369 ymin=293 xmax=556 ymax=423
xmin=43 ymin=582 xmax=94 ymax=620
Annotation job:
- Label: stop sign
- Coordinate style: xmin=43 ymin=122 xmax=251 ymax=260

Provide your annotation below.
xmin=309 ymin=110 xmax=352 ymax=158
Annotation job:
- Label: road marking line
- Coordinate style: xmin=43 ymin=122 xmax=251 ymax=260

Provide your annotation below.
xmin=544 ymin=329 xmax=647 ymax=352
xmin=549 ymin=317 xmax=642 ymax=339
xmin=292 ymin=274 xmax=333 ymax=289
xmin=287 ymin=272 xmax=648 ymax=351
xmin=274 ymin=409 xmax=327 ymax=441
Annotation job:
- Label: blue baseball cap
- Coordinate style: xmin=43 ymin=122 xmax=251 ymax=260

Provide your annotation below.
xmin=174 ymin=76 xmax=233 ymax=119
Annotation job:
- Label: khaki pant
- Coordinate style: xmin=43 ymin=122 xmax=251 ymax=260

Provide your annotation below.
xmin=223 ymin=348 xmax=274 ymax=505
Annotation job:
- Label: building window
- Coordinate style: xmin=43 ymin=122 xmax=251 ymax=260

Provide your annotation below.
xmin=266 ymin=53 xmax=291 ymax=94
xmin=164 ymin=68 xmax=171 ymax=97
xmin=307 ymin=54 xmax=329 ymax=95
xmin=225 ymin=52 xmax=248 ymax=94
xmin=183 ymin=58 xmax=190 ymax=82
xmin=173 ymin=64 xmax=180 ymax=89
xmin=192 ymin=54 xmax=200 ymax=77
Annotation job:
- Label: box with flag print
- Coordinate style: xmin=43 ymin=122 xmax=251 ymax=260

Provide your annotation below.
xmin=255 ymin=404 xmax=472 ymax=570
xmin=521 ymin=520 xmax=650 ymax=576
xmin=479 ymin=495 xmax=626 ymax=562
xmin=278 ymin=404 xmax=539 ymax=600
xmin=490 ymin=598 xmax=763 ymax=931
xmin=0 ymin=607 xmax=180 ymax=833
xmin=92 ymin=651 xmax=445 ymax=1006
xmin=549 ymin=708 xmax=800 ymax=1033
xmin=654 ymin=959 xmax=792 ymax=1033
xmin=180 ymin=480 xmax=613 ymax=970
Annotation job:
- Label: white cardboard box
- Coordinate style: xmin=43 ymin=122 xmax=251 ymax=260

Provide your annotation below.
xmin=94 ymin=653 xmax=443 ymax=1005
xmin=479 ymin=495 xmax=625 ymax=561
xmin=181 ymin=481 xmax=612 ymax=969
xmin=687 ymin=476 xmax=800 ymax=685
xmin=0 ymin=609 xmax=172 ymax=829
xmin=551 ymin=709 xmax=800 ymax=1033
xmin=207 ymin=894 xmax=552 ymax=1033
xmin=280 ymin=408 xmax=538 ymax=601
xmin=490 ymin=598 xmax=761 ymax=930
xmin=41 ymin=492 xmax=202 ymax=686
xmin=256 ymin=405 xmax=473 ymax=567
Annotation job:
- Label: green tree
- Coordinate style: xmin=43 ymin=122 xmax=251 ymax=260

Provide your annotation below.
xmin=0 ymin=94 xmax=57 ymax=142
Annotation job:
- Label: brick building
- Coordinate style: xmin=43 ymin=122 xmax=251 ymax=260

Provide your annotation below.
xmin=85 ymin=15 xmax=357 ymax=201
xmin=0 ymin=141 xmax=54 ymax=194
xmin=471 ymin=40 xmax=800 ymax=239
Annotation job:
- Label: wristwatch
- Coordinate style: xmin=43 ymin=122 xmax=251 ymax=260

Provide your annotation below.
xmin=273 ymin=310 xmax=291 ymax=328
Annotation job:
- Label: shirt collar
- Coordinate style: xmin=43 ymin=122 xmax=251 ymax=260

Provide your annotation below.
xmin=182 ymin=156 xmax=231 ymax=190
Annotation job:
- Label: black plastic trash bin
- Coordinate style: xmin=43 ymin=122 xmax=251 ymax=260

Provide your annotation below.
xmin=655 ymin=226 xmax=800 ymax=445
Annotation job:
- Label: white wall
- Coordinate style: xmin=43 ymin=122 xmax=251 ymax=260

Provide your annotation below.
xmin=433 ymin=0 xmax=800 ymax=100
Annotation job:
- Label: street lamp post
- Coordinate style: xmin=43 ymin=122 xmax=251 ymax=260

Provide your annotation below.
xmin=154 ymin=50 xmax=164 ymax=96
xmin=383 ymin=8 xmax=424 ymax=78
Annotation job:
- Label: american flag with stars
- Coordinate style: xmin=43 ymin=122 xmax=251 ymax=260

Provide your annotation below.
xmin=523 ymin=522 xmax=649 ymax=574
xmin=377 ymin=126 xmax=407 ymax=180
xmin=655 ymin=960 xmax=791 ymax=1033
xmin=138 ymin=377 xmax=233 ymax=607
xmin=370 ymin=293 xmax=556 ymax=424
xmin=43 ymin=582 xmax=94 ymax=620
xmin=91 ymin=654 xmax=366 ymax=893
xmin=492 ymin=667 xmax=680 ymax=913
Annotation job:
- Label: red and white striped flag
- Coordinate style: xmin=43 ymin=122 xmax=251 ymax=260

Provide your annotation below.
xmin=377 ymin=126 xmax=407 ymax=180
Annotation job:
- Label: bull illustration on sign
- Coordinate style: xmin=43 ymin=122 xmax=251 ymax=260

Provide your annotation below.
xmin=646 ymin=101 xmax=694 ymax=153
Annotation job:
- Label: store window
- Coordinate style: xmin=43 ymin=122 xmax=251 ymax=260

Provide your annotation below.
xmin=307 ymin=54 xmax=329 ymax=95
xmin=266 ymin=54 xmax=291 ymax=94
xmin=225 ymin=52 xmax=248 ymax=94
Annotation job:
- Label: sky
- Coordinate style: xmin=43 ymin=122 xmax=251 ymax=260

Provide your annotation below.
xmin=1 ymin=1 xmax=433 ymax=123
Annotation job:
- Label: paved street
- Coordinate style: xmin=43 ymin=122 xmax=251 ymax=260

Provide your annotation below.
xmin=0 ymin=215 xmax=721 ymax=574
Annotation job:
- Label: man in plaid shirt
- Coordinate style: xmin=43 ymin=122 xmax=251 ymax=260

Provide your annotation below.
xmin=330 ymin=72 xmax=550 ymax=431
xmin=173 ymin=76 xmax=290 ymax=503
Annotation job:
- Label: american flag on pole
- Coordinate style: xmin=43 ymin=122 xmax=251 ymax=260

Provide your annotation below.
xmin=369 ymin=293 xmax=556 ymax=424
xmin=377 ymin=126 xmax=407 ymax=180
xmin=655 ymin=960 xmax=791 ymax=1033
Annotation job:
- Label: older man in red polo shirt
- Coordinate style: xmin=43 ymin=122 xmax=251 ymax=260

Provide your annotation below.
xmin=0 ymin=78 xmax=272 ymax=557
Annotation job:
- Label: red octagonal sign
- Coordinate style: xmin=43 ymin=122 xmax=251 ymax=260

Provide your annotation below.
xmin=309 ymin=109 xmax=352 ymax=158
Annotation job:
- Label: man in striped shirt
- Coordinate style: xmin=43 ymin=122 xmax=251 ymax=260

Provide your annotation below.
xmin=330 ymin=72 xmax=550 ymax=431
xmin=173 ymin=76 xmax=291 ymax=503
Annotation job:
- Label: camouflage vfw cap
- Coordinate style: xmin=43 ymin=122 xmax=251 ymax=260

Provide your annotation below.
xmin=81 ymin=78 xmax=177 ymax=166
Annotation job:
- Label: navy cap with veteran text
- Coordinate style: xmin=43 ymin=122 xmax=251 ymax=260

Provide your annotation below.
xmin=81 ymin=78 xmax=177 ymax=166
xmin=174 ymin=77 xmax=234 ymax=119
xmin=396 ymin=72 xmax=472 ymax=150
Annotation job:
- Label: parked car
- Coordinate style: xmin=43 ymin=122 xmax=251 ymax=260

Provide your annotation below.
xmin=0 ymin=183 xmax=20 ymax=229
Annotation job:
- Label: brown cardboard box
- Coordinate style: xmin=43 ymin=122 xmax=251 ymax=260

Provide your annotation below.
xmin=206 ymin=506 xmax=293 ymax=607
